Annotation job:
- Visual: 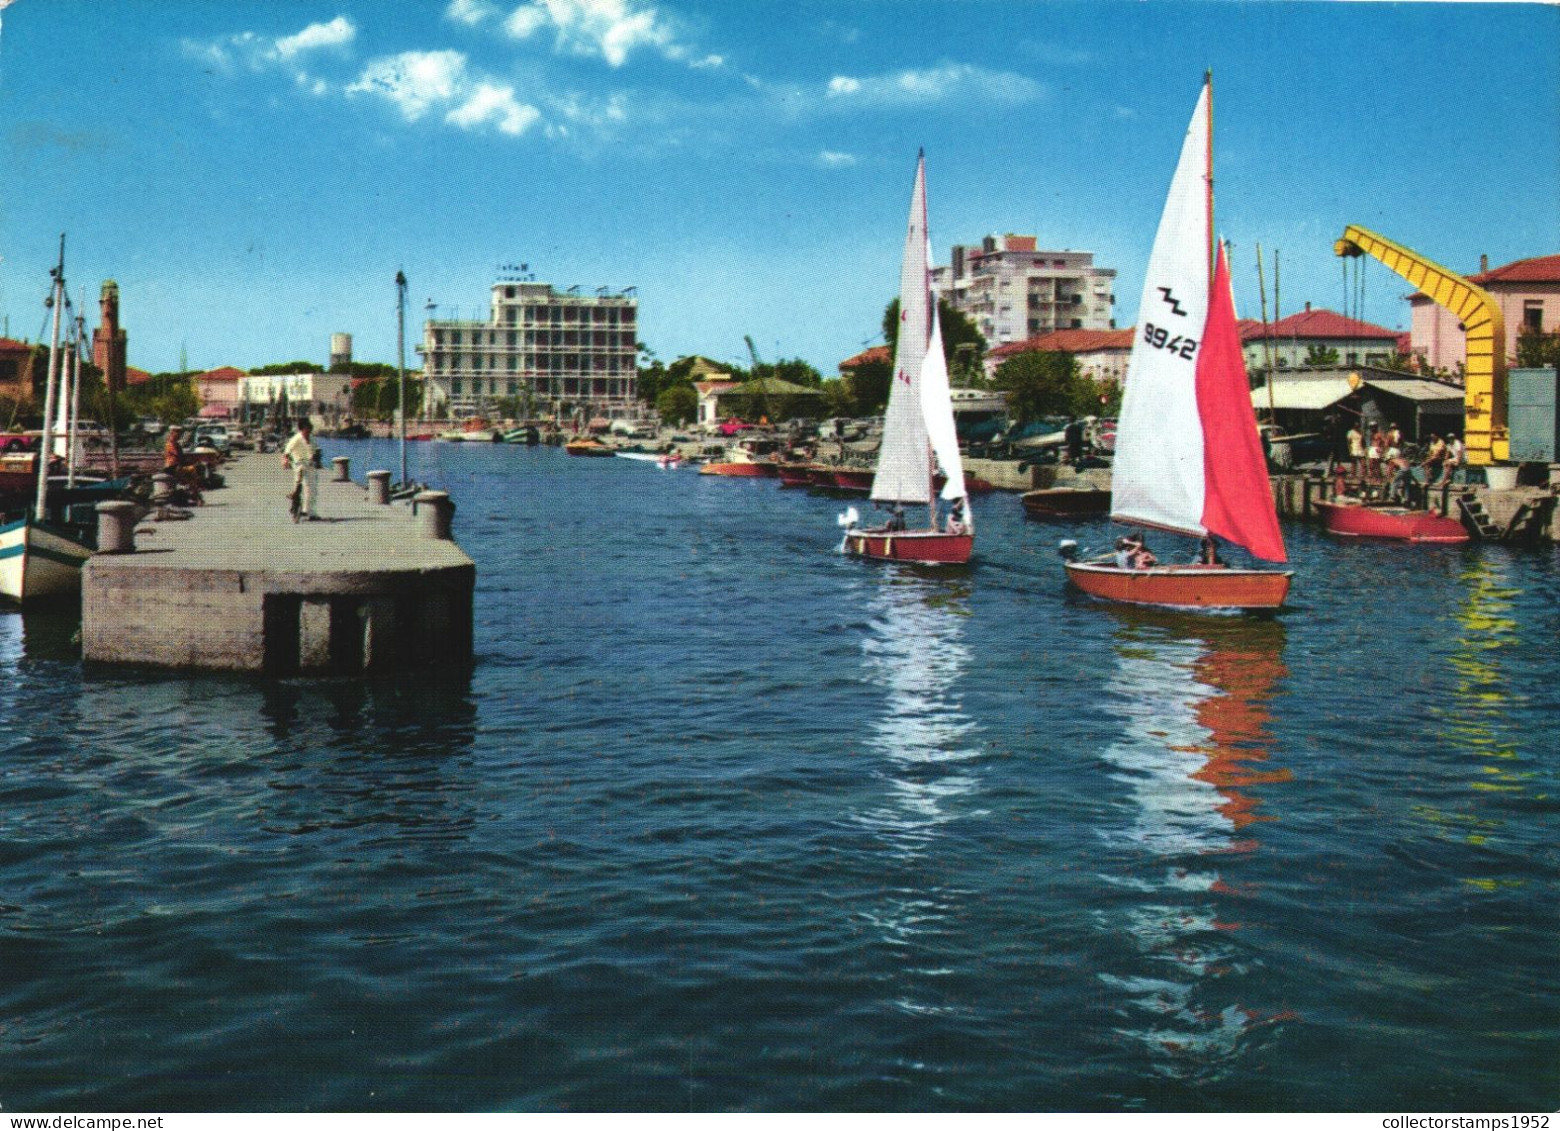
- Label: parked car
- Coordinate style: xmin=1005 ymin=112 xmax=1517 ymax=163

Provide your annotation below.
xmin=192 ymin=424 xmax=232 ymax=454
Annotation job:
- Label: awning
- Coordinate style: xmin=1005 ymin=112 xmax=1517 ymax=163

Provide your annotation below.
xmin=1251 ymin=377 xmax=1354 ymax=411
xmin=1363 ymin=378 xmax=1465 ymax=406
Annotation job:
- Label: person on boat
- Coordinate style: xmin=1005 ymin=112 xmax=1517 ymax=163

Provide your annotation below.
xmin=1346 ymin=425 xmax=1365 ymax=479
xmin=1114 ymin=533 xmax=1157 ymax=570
xmin=946 ymin=498 xmax=968 ymax=535
xmin=885 ymin=504 xmax=906 ymax=532
xmin=1198 ymin=536 xmax=1225 ymax=566
xmin=282 ymin=418 xmax=322 ymax=522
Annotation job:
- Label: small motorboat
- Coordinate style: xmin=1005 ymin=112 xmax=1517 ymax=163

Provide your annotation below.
xmin=1313 ymin=498 xmax=1470 ymax=544
xmin=1022 ymin=486 xmax=1111 ymax=519
xmin=564 ymin=436 xmax=614 ymax=457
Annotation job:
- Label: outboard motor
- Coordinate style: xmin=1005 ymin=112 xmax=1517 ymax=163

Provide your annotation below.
xmin=1058 ymin=539 xmax=1079 ymax=561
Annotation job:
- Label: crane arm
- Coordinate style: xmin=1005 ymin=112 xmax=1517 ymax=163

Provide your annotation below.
xmin=1334 ymin=224 xmax=1506 ymax=465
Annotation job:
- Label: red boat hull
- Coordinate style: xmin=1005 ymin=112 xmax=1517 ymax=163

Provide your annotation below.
xmin=1314 ymin=500 xmax=1469 ymax=544
xmin=700 ymin=461 xmax=770 ymax=477
xmin=845 ymin=529 xmax=973 ymax=564
xmin=1021 ymin=487 xmax=1111 ymax=518
xmin=775 ymin=465 xmax=813 ymax=488
xmin=831 ymin=469 xmax=875 ymax=492
xmin=1064 ymin=561 xmax=1290 ymax=610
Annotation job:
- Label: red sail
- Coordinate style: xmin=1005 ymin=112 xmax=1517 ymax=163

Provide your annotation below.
xmin=1197 ymin=243 xmax=1287 ymax=563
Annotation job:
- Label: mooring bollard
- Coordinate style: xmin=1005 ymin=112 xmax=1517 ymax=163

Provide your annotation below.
xmin=151 ymin=472 xmax=175 ymax=504
xmin=95 ymin=500 xmax=139 ymax=554
xmin=366 ymin=470 xmax=391 ymax=505
xmin=413 ymin=490 xmax=453 ymax=540
xmin=332 ymin=455 xmax=351 ymax=483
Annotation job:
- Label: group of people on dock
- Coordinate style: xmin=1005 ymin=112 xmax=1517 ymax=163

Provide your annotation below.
xmin=1346 ymin=423 xmax=1464 ymax=498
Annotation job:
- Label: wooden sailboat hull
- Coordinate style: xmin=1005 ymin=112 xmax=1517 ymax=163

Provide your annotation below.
xmin=775 ymin=465 xmax=813 ymax=488
xmin=0 ymin=518 xmax=92 ymax=603
xmin=1021 ymin=487 xmax=1111 ymax=518
xmin=1313 ymin=500 xmax=1470 ymax=544
xmin=699 ymin=461 xmax=771 ymax=477
xmin=846 ymin=528 xmax=973 ymax=565
xmin=1064 ymin=560 xmax=1290 ymax=610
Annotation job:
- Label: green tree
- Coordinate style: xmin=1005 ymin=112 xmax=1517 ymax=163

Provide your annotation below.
xmin=656 ymin=384 xmax=697 ymax=425
xmin=1303 ymin=344 xmax=1340 ymax=367
xmin=882 ymin=296 xmax=986 ymax=378
xmin=1516 ymin=324 xmax=1560 ymax=368
xmin=250 ymin=360 xmax=324 ymax=375
xmin=991 ymin=350 xmax=1094 ymax=425
xmin=846 ymin=357 xmax=893 ymax=415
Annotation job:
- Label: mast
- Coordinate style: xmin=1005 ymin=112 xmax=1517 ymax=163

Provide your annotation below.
xmin=1204 ymin=70 xmax=1215 ymax=283
xmin=34 ymin=235 xmax=65 ymax=524
xmin=396 ymin=270 xmax=408 ymax=489
xmin=67 ymin=293 xmax=84 ymax=488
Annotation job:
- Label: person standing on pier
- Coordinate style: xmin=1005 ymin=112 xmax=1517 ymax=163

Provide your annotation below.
xmin=282 ymin=418 xmax=322 ymax=522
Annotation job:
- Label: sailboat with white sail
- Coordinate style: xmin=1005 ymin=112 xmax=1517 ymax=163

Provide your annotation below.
xmin=1061 ymin=76 xmax=1291 ymax=610
xmin=841 ymin=152 xmax=973 ymax=565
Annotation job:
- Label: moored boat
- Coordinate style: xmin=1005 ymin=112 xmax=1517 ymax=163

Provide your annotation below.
xmin=1022 ymin=486 xmax=1111 ymax=519
xmin=0 ymin=515 xmax=93 ymax=603
xmin=1313 ymin=498 xmax=1470 ymax=543
xmin=564 ymin=436 xmax=614 ymax=457
xmin=1061 ymin=76 xmax=1291 ymax=611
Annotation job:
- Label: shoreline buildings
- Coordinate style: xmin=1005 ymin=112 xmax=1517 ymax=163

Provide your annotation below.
xmin=419 ymin=278 xmax=639 ymax=418
xmin=933 ymin=235 xmax=1116 ymax=347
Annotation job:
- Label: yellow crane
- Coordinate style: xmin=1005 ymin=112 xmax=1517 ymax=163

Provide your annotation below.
xmin=1333 ymin=225 xmax=1507 ymax=465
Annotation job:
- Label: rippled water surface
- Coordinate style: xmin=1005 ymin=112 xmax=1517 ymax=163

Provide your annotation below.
xmin=2 ymin=441 xmax=1556 ymax=1111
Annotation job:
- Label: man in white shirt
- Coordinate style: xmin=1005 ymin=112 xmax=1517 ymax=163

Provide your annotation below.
xmin=282 ymin=418 xmax=321 ymax=521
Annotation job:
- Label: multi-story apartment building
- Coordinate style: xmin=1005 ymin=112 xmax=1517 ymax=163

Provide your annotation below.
xmin=419 ymin=280 xmax=638 ymax=417
xmin=933 ymin=234 xmax=1115 ymax=347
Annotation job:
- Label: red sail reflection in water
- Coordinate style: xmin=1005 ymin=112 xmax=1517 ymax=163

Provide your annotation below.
xmin=1097 ymin=612 xmax=1295 ymax=1082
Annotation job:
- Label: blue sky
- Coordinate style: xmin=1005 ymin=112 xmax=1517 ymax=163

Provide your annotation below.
xmin=0 ymin=0 xmax=1556 ymax=376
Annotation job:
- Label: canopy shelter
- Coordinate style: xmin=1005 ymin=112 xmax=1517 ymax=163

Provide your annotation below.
xmin=1251 ymin=367 xmax=1464 ymax=445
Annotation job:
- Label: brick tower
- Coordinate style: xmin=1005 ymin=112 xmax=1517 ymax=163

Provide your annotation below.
xmin=93 ymin=280 xmax=128 ymax=395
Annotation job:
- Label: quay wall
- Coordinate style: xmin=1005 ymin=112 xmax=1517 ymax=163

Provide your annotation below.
xmin=81 ymin=454 xmax=475 ymax=674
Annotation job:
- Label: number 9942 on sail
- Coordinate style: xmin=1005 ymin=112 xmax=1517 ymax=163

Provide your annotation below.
xmin=1142 ymin=322 xmax=1197 ymax=359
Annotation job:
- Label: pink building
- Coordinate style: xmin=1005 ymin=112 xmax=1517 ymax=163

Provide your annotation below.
xmin=195 ymin=366 xmax=246 ymax=418
xmin=1409 ymin=253 xmax=1560 ymax=376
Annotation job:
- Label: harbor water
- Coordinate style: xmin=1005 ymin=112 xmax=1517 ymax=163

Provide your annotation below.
xmin=2 ymin=441 xmax=1556 ymax=1112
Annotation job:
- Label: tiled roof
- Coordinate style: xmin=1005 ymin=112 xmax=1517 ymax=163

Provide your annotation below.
xmin=126 ymin=367 xmax=153 ymax=385
xmin=1470 ymin=253 xmax=1560 ymax=285
xmin=0 ymin=337 xmax=33 ymax=353
xmin=839 ymin=345 xmax=891 ymax=369
xmin=694 ymin=380 xmax=740 ymax=395
xmin=1240 ymin=308 xmax=1398 ymax=341
xmin=990 ymin=329 xmax=1133 ymax=358
xmin=197 ymin=365 xmax=247 ymax=381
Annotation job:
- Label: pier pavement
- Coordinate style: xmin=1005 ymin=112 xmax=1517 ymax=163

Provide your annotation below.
xmin=81 ymin=453 xmax=474 ymax=674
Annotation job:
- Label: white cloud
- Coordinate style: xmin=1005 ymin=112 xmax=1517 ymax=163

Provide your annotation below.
xmin=447 ymin=82 xmax=542 ymax=135
xmin=816 ymin=150 xmax=857 ymax=168
xmin=446 ymin=0 xmax=501 ymax=26
xmin=825 ymin=64 xmax=1043 ymax=106
xmin=502 ymin=0 xmax=691 ymax=68
xmin=348 ymin=50 xmax=468 ymax=121
xmin=347 ymin=50 xmax=546 ymax=139
xmin=275 ymin=16 xmax=356 ymax=59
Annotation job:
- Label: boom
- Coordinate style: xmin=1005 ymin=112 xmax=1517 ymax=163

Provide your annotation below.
xmin=1334 ymin=225 xmax=1506 ymax=465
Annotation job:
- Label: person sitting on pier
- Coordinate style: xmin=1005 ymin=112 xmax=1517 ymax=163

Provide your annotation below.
xmin=282 ymin=418 xmax=322 ymax=522
xmin=162 ymin=425 xmax=203 ymax=505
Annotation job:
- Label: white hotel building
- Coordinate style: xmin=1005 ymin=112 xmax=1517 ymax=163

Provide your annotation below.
xmin=420 ymin=280 xmax=639 ymax=417
xmin=933 ymin=234 xmax=1116 ymax=347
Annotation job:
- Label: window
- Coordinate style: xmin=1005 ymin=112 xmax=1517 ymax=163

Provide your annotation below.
xmin=452 ymin=379 xmax=463 ymax=394
xmin=1525 ymin=301 xmax=1545 ymax=332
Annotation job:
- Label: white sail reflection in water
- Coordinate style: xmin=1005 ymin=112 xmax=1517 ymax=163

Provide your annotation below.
xmin=856 ymin=580 xmax=983 ymax=858
xmin=1096 ymin=620 xmax=1292 ymax=1082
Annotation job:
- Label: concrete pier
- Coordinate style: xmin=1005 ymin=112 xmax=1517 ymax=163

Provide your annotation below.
xmin=81 ymin=454 xmax=474 ymax=674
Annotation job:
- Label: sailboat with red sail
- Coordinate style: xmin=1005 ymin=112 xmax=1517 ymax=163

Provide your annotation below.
xmin=1062 ymin=77 xmax=1291 ymax=610
xmin=841 ymin=153 xmax=973 ymax=565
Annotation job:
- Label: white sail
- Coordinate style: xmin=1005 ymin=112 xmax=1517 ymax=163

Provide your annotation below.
xmin=919 ymin=305 xmax=967 ymax=503
xmin=1110 ymin=81 xmax=1213 ymax=537
xmin=871 ymin=154 xmax=932 ymax=505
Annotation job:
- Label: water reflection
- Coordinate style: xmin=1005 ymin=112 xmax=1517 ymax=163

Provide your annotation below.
xmin=854 ymin=573 xmax=983 ymax=1016
xmin=1417 ymin=557 xmax=1530 ymax=882
xmin=1096 ymin=610 xmax=1292 ymax=1082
